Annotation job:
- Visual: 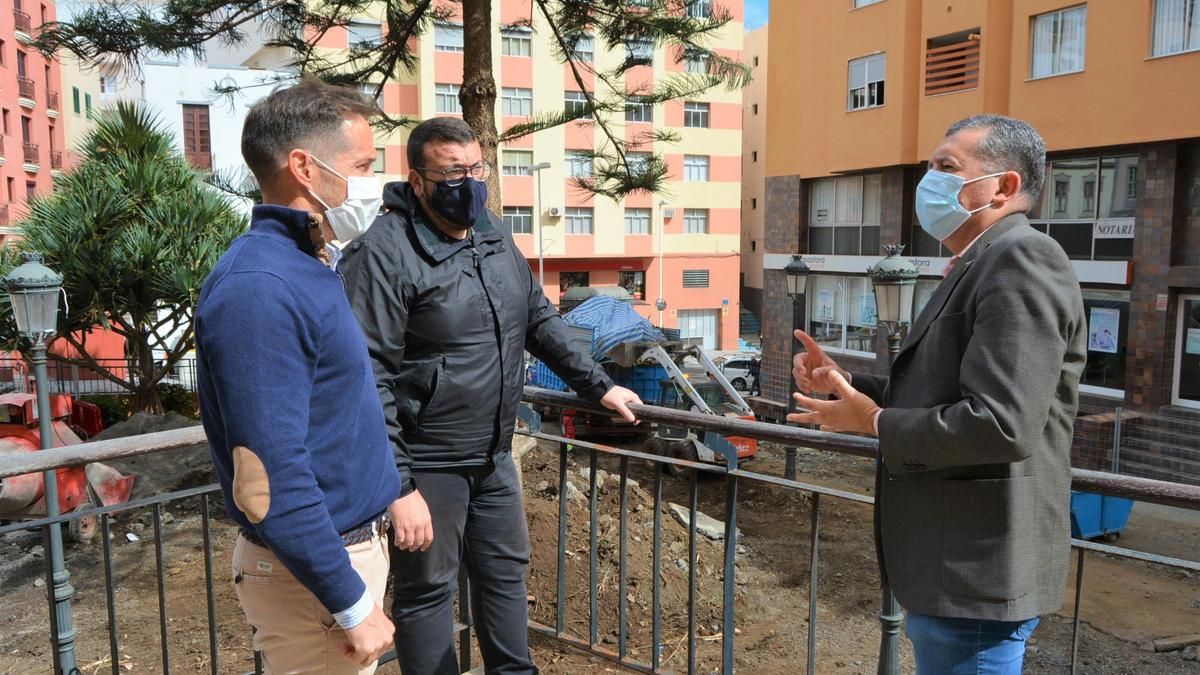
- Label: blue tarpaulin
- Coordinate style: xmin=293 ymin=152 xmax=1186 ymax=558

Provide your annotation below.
xmin=562 ymin=296 xmax=666 ymax=362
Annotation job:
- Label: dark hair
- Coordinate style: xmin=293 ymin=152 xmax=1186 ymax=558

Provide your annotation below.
xmin=406 ymin=117 xmax=478 ymax=171
xmin=241 ymin=77 xmax=377 ymax=187
xmin=944 ymin=114 xmax=1046 ymax=209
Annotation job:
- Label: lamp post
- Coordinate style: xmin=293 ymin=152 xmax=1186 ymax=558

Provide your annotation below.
xmin=655 ymin=199 xmax=671 ymax=326
xmin=529 ymin=161 xmax=552 ymax=291
xmin=783 ymin=255 xmax=810 ymax=481
xmin=4 ymin=252 xmax=76 ymax=675
xmin=867 ymin=243 xmax=918 ymax=675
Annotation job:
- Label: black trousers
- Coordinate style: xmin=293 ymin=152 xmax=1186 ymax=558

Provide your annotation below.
xmin=390 ymin=453 xmax=538 ymax=675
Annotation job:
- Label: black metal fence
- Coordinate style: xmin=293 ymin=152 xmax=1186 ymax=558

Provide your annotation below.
xmin=0 ymin=357 xmax=199 ymax=397
xmin=1 ymin=390 xmax=1198 ymax=674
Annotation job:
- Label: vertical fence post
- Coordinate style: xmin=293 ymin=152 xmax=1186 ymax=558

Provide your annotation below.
xmin=555 ymin=441 xmax=568 ymax=636
xmin=1070 ymin=549 xmax=1086 ymax=674
xmin=807 ymin=492 xmax=821 ymax=675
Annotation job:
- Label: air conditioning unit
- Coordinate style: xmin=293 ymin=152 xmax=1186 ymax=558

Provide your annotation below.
xmin=662 ymin=207 xmax=676 ymax=220
xmin=547 ymin=206 xmax=562 ymax=218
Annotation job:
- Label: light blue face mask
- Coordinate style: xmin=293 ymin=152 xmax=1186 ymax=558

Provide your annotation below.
xmin=915 ymin=169 xmax=1005 ymax=241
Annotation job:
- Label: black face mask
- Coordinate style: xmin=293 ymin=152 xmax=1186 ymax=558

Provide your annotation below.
xmin=424 ymin=177 xmax=488 ymax=228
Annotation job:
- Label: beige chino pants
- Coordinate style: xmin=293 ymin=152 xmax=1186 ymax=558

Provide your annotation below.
xmin=231 ymin=530 xmax=390 ymax=674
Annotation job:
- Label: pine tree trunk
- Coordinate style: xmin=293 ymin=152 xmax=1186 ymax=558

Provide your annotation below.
xmin=460 ymin=0 xmax=502 ymax=216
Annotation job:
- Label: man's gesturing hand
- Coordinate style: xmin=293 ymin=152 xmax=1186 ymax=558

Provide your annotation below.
xmin=600 ymin=385 xmax=643 ymax=423
xmin=388 ymin=491 xmax=433 ymax=552
xmin=342 ymin=604 xmax=394 ymax=667
xmin=792 ymin=330 xmax=850 ymax=396
xmin=787 ymin=370 xmax=881 ymax=436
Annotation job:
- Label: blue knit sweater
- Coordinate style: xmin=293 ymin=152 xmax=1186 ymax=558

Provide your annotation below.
xmin=196 ymin=205 xmax=400 ymax=614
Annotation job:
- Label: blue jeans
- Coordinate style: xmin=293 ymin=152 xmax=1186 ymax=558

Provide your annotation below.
xmin=905 ymin=612 xmax=1040 ymax=675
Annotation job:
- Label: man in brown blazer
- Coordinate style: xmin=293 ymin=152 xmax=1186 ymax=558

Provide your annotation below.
xmin=790 ymin=114 xmax=1086 ymax=674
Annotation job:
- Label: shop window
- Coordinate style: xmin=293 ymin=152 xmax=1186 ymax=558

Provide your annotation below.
xmin=1081 ymin=290 xmax=1129 ymax=395
xmin=559 ymin=271 xmax=589 ymax=297
xmin=1032 ymin=155 xmax=1137 ymax=261
xmin=619 ymin=270 xmax=646 ymax=300
xmin=807 ymin=274 xmax=878 ymax=357
xmin=808 ymin=174 xmax=881 ymax=255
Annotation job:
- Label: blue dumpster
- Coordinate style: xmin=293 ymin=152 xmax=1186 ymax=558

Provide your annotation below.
xmin=1069 ymin=491 xmax=1134 ymax=540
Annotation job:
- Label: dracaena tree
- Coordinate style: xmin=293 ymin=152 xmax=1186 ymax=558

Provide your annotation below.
xmin=0 ymin=102 xmax=247 ymax=413
xmin=36 ymin=0 xmax=750 ymax=211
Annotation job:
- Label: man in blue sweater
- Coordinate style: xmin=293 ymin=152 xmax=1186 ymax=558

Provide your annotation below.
xmin=196 ymin=78 xmax=399 ymax=673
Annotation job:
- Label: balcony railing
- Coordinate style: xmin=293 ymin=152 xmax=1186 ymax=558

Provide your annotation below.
xmin=0 ymin=134 xmax=6 ymax=158
xmin=0 ymin=205 xmax=8 ymax=228
xmin=50 ymin=150 xmax=63 ymax=170
xmin=925 ymin=37 xmax=981 ymax=96
xmin=47 ymin=89 xmax=60 ymax=112
xmin=13 ymin=8 xmax=31 ymax=34
xmin=22 ymin=142 xmax=38 ymax=165
xmin=0 ymin=378 xmax=1197 ymax=674
xmin=17 ymin=76 xmax=36 ymax=101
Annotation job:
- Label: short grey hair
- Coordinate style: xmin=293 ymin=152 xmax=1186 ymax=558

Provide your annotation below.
xmin=945 ymin=114 xmax=1046 ymax=210
xmin=407 ymin=117 xmax=478 ymax=171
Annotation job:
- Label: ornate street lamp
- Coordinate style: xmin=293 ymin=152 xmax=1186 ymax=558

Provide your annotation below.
xmin=783 ymin=255 xmax=810 ymax=481
xmin=4 ymin=252 xmax=77 ymax=675
xmin=868 ymin=244 xmax=919 ymax=360
xmin=866 ymin=243 xmax=918 ymax=675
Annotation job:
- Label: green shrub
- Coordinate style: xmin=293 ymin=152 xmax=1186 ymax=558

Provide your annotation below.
xmin=156 ymin=382 xmax=198 ymax=419
xmin=79 ymin=394 xmax=132 ymax=428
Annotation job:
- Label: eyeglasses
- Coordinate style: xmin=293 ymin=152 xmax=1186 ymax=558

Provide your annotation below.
xmin=415 ymin=161 xmax=491 ymax=186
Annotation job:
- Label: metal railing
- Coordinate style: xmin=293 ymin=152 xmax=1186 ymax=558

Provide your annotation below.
xmin=23 ymin=142 xmax=39 ymax=165
xmin=0 ymin=389 xmax=1198 ymax=674
xmin=49 ymin=150 xmax=63 ymax=170
xmin=13 ymin=8 xmax=31 ymax=34
xmin=18 ymin=76 xmax=36 ymax=101
xmin=0 ymin=357 xmax=199 ymax=397
xmin=47 ymin=90 xmax=60 ymax=112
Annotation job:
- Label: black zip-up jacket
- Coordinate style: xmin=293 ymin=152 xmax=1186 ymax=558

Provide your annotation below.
xmin=339 ymin=182 xmax=614 ymax=495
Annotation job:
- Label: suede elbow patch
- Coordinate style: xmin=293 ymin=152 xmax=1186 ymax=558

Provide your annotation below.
xmin=232 ymin=445 xmax=271 ymax=523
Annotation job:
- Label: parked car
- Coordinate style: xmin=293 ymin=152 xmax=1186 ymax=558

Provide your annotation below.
xmin=714 ymin=353 xmax=760 ymax=392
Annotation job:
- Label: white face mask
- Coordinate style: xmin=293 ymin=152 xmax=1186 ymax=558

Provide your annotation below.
xmin=307 ymin=155 xmax=384 ymax=242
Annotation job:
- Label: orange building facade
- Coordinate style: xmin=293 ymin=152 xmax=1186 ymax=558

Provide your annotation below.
xmin=0 ymin=0 xmax=67 ymax=241
xmin=761 ymin=0 xmax=1200 ymax=417
xmin=317 ymin=0 xmax=746 ymax=350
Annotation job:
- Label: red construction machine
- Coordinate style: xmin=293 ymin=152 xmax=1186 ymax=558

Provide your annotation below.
xmin=0 ymin=393 xmax=135 ymax=542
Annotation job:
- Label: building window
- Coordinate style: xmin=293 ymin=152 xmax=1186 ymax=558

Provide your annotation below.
xmin=751 ymin=197 xmax=757 ymax=209
xmin=683 ymin=101 xmax=710 ymax=128
xmin=1031 ymin=5 xmax=1087 ymax=79
xmin=752 ymin=150 xmax=758 ymax=162
xmin=753 ymin=56 xmax=759 ymax=66
xmin=684 ymin=48 xmax=710 ymax=74
xmin=925 ymin=29 xmax=981 ymax=95
xmin=436 ymin=84 xmax=462 ymax=113
xmin=808 ymin=275 xmax=878 ymax=357
xmin=625 ymin=37 xmax=654 ymax=64
xmin=618 ymin=270 xmax=646 ymax=300
xmin=808 ymin=174 xmax=881 ymax=256
xmin=1 ymin=109 xmax=8 ymax=135
xmin=566 ymin=150 xmax=593 ymax=178
xmin=847 ymin=53 xmax=886 ymax=110
xmin=373 ymin=147 xmax=385 ymax=173
xmin=26 ymin=180 xmax=36 ymax=198
xmin=348 ymin=20 xmax=383 ymax=49
xmin=1030 ymin=155 xmax=1138 ymax=261
xmin=627 ymin=152 xmax=651 ymax=173
xmin=625 ymin=96 xmax=652 ymax=123
xmin=683 ymin=208 xmax=709 ymax=234
xmin=181 ymin=103 xmax=212 ymax=169
xmin=501 ymin=27 xmax=532 ymax=56
xmin=502 ymin=150 xmax=533 ymax=176
xmin=1080 ymin=289 xmax=1129 ymax=394
xmin=99 ymin=75 xmax=118 ymax=94
xmin=433 ymin=22 xmax=464 ymax=52
xmin=1152 ymin=0 xmax=1199 ymax=57
xmin=625 ymin=208 xmax=651 ymax=234
xmin=854 ymin=0 xmax=884 ymax=7
xmin=565 ymin=91 xmax=593 ymax=120
xmin=683 ymin=154 xmax=710 ymax=181
xmin=686 ymin=0 xmax=712 ymax=18
xmin=752 ymin=103 xmax=758 ymax=115
xmin=72 ymin=86 xmax=80 ymax=114
xmin=683 ymin=270 xmax=710 ymax=288
xmin=503 ymin=206 xmax=533 ymax=234
xmin=572 ymin=34 xmax=595 ymax=61
xmin=0 ymin=39 xmax=5 ymax=66
xmin=20 ymin=115 xmax=31 ymax=144
xmin=501 ymin=87 xmax=532 ymax=116
xmin=565 ymin=207 xmax=594 ymax=234
xmin=560 ymin=271 xmax=589 ymax=294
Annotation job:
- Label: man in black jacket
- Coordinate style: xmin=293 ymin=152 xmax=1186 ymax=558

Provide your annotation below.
xmin=339 ymin=117 xmax=641 ymax=675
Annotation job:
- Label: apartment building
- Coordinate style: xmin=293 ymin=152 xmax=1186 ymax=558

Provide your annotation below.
xmin=761 ymin=0 xmax=1200 ymax=417
xmin=322 ymin=0 xmax=746 ymax=349
xmin=0 ymin=0 xmax=67 ymax=240
xmin=740 ymin=25 xmax=767 ymax=333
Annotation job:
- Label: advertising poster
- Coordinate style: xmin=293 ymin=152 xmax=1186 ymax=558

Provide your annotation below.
xmin=859 ymin=291 xmax=877 ymax=326
xmin=1088 ymin=307 xmax=1120 ymax=354
xmin=1186 ymin=328 xmax=1200 ymax=356
xmin=816 ymin=290 xmax=835 ymax=322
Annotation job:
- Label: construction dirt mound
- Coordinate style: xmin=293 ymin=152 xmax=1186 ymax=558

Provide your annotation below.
xmin=97 ymin=412 xmax=212 ymax=499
